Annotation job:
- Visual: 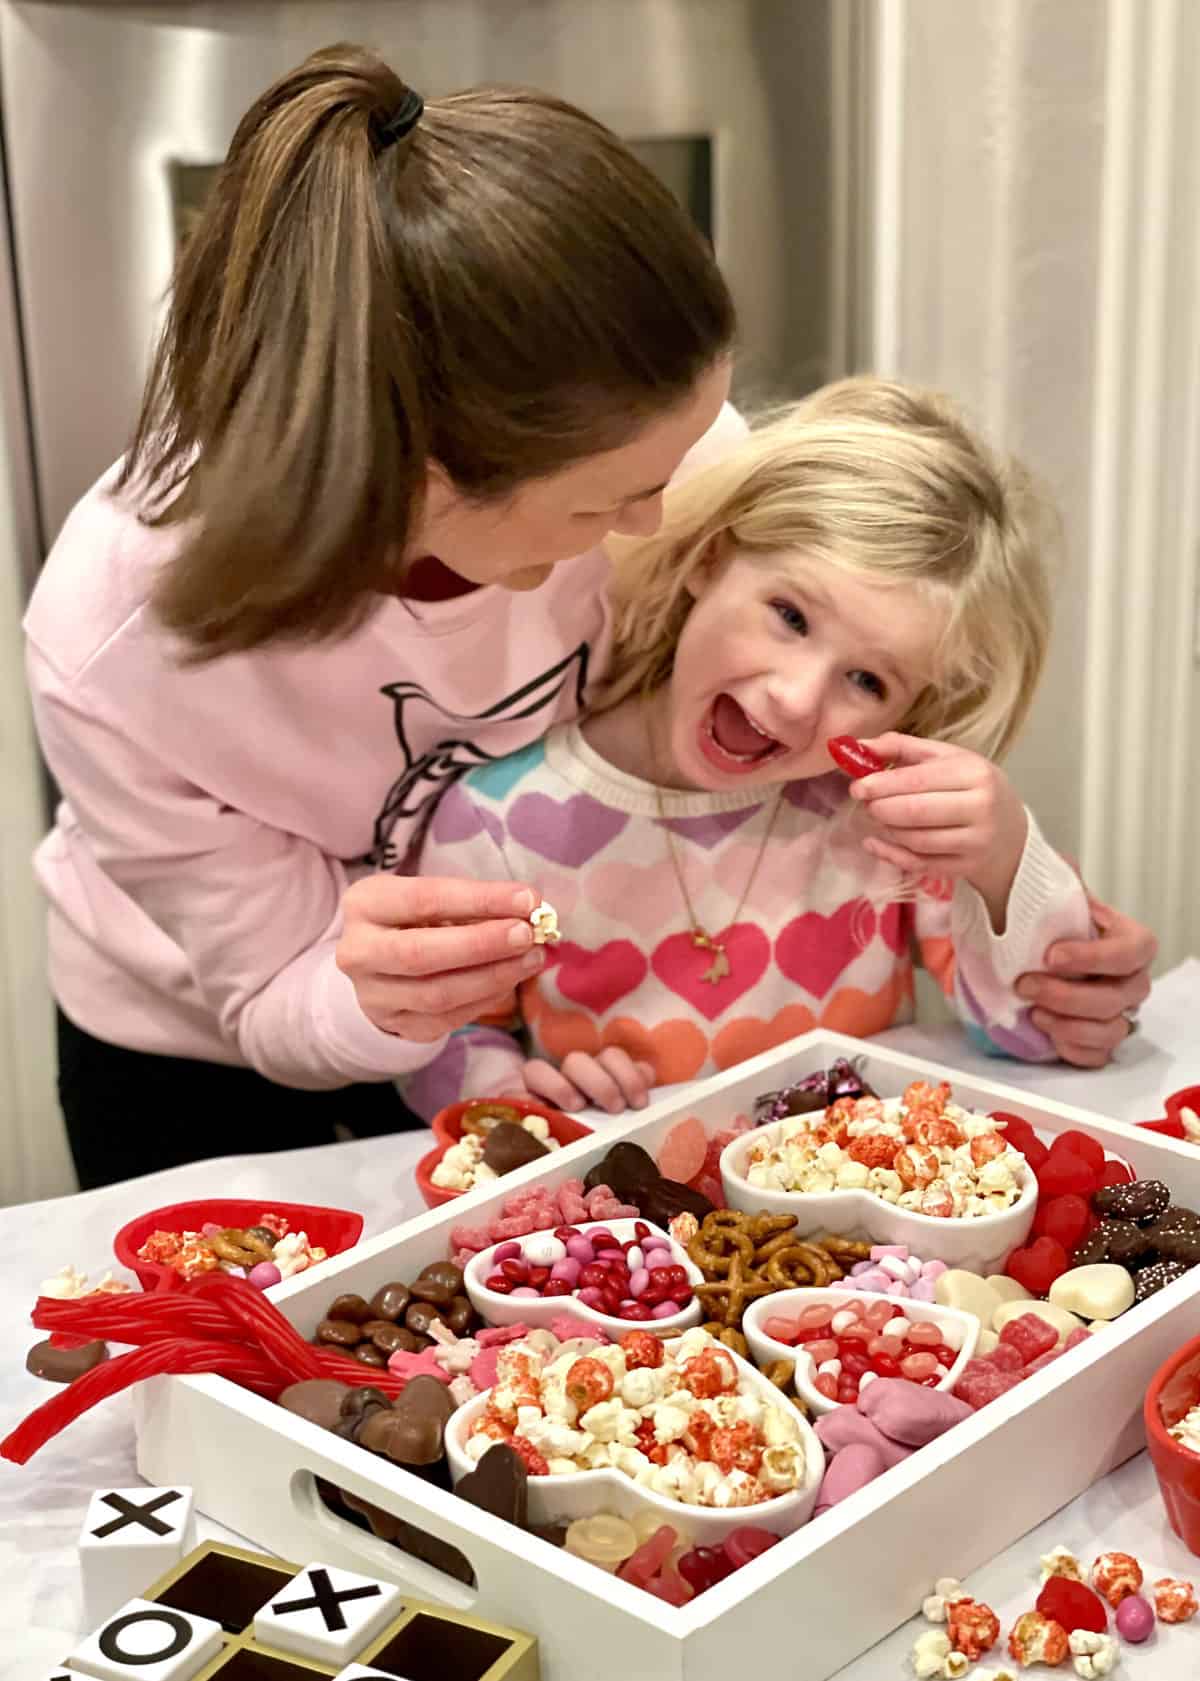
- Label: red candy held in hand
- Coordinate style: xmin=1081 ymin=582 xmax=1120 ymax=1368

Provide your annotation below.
xmin=1032 ymin=1193 xmax=1091 ymax=1252
xmin=1035 ymin=1147 xmax=1100 ymax=1199
xmin=827 ymin=735 xmax=887 ymax=779
xmin=1036 ymin=1575 xmax=1108 ymax=1635
xmin=1005 ymin=1235 xmax=1070 ymax=1296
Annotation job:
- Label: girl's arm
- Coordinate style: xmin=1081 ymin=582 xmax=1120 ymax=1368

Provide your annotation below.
xmin=913 ymin=811 xmax=1093 ymax=1061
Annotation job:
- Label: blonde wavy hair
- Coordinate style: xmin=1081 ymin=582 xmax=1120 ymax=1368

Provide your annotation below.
xmin=600 ymin=377 xmax=1056 ymax=761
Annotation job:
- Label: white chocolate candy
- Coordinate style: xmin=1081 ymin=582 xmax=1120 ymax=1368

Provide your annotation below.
xmin=1048 ymin=1263 xmax=1135 ymax=1322
xmin=992 ymin=1298 xmax=1084 ymax=1342
xmin=977 ymin=1328 xmax=1000 ymax=1356
xmin=934 ymin=1269 xmax=1004 ymax=1327
xmin=529 ymin=901 xmax=562 ymax=944
xmin=985 ymin=1274 xmax=1033 ymax=1305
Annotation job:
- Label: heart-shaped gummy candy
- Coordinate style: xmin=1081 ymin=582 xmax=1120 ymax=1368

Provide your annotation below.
xmin=1031 ymin=1193 xmax=1091 ymax=1252
xmin=1053 ymin=1129 xmax=1106 ymax=1176
xmin=1035 ymin=1145 xmax=1100 ymax=1199
xmin=1005 ymin=1235 xmax=1070 ymax=1295
xmin=991 ymin=1111 xmax=1049 ymax=1170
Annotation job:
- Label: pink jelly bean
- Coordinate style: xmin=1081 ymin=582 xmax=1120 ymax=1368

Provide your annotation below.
xmin=813 ymin=1373 xmax=839 ymax=1401
xmin=862 ymin=1300 xmax=896 ymax=1332
xmin=898 ymin=1351 xmax=939 ymax=1381
xmin=642 ymin=1235 xmax=671 ymax=1253
xmin=550 ymin=1258 xmax=581 ymax=1286
xmin=803 ymin=1338 xmax=839 ymax=1366
xmin=870 ymin=1246 xmax=909 ymax=1261
xmin=509 ymin=1287 xmax=540 ymax=1298
xmin=648 ymin=1258 xmax=674 ymax=1275
xmin=763 ymin=1318 xmax=800 ymax=1345
xmin=794 ymin=1303 xmax=834 ymax=1332
xmin=566 ymin=1237 xmax=594 ymax=1264
xmin=491 ymin=1241 xmax=522 ymax=1263
xmin=909 ymin=1280 xmax=937 ymax=1302
xmin=629 ymin=1268 xmax=651 ymax=1297
xmin=904 ymin=1321 xmax=943 ymax=1348
xmin=867 ymin=1335 xmax=905 ymax=1360
xmin=920 ymin=1259 xmax=948 ymax=1279
xmin=652 ymin=1300 xmax=683 ymax=1318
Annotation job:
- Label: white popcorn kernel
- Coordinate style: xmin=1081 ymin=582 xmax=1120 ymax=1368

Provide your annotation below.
xmin=619 ymin=1367 xmax=663 ymax=1410
xmin=934 ymin=1577 xmax=964 ymax=1600
xmin=1069 ymin=1632 xmax=1117 ymax=1678
xmin=1040 ymin=1546 xmax=1084 ymax=1583
xmin=836 ymin=1160 xmax=871 ymax=1189
xmin=758 ymin=1443 xmax=803 ymax=1492
xmin=911 ymin=1629 xmax=952 ymax=1678
xmin=529 ymin=901 xmax=561 ymax=944
xmin=941 ymin=1655 xmax=971 ymax=1680
xmin=922 ymin=1595 xmax=948 ymax=1623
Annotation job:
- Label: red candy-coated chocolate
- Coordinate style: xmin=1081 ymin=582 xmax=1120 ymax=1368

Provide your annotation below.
xmin=1036 ymin=1575 xmax=1108 ymax=1634
xmin=827 ymin=735 xmax=887 ymax=779
xmin=1005 ymin=1235 xmax=1070 ymax=1295
xmin=1032 ymin=1193 xmax=1092 ymax=1252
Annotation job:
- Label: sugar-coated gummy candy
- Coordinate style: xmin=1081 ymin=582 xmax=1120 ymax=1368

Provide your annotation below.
xmin=1090 ymin=1549 xmax=1143 ymax=1608
xmin=1113 ymin=1593 xmax=1154 ymax=1642
xmin=1036 ymin=1575 xmax=1108 ymax=1634
xmin=1152 ymin=1577 xmax=1198 ymax=1623
xmin=813 ymin=1404 xmax=913 ymax=1470
xmin=656 ymin=1116 xmax=707 ymax=1184
xmin=999 ymin=1313 xmax=1059 ymax=1364
xmin=618 ymin=1524 xmax=677 ymax=1587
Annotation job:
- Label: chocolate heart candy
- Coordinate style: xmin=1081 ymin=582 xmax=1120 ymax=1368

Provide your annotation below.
xmin=453 ymin=1442 xmax=528 ymax=1527
xmin=315 ymin=1316 xmax=364 ymax=1347
xmin=584 ymin=1142 xmax=660 ymax=1200
xmin=443 ymin=1295 xmax=476 ymax=1335
xmin=481 ymin=1121 xmax=550 ymax=1177
xmin=369 ymin=1282 xmax=412 ymax=1322
xmin=405 ymin=1300 xmax=445 ymax=1337
xmin=24 ymin=1338 xmax=109 ymax=1384
xmin=327 ymin=1293 xmax=373 ymax=1324
xmin=1134 ymin=1258 xmax=1192 ymax=1302
xmin=640 ymin=1176 xmax=714 ymax=1227
xmin=410 ymin=1262 xmax=465 ymax=1307
xmin=1094 ymin=1179 xmax=1171 ymax=1226
xmin=338 ymin=1385 xmax=392 ymax=1433
xmin=359 ymin=1376 xmax=455 ymax=1466
xmin=277 ymin=1379 xmax=352 ymax=1432
xmin=1101 ymin=1219 xmax=1152 ymax=1265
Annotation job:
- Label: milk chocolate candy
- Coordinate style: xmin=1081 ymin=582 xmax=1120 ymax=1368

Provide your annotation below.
xmin=409 ymin=1262 xmax=465 ymax=1307
xmin=481 ymin=1120 xmax=550 ymax=1177
xmin=24 ymin=1337 xmax=108 ymax=1384
xmin=278 ymin=1379 xmax=352 ymax=1432
xmin=337 ymin=1385 xmax=392 ymax=1440
xmin=1135 ymin=1258 xmax=1192 ymax=1301
xmin=1094 ymin=1178 xmax=1171 ymax=1226
xmin=359 ymin=1376 xmax=454 ymax=1467
xmin=327 ymin=1293 xmax=373 ymax=1324
xmin=443 ymin=1295 xmax=475 ymax=1334
xmin=315 ymin=1316 xmax=363 ymax=1347
xmin=368 ymin=1281 xmax=412 ymax=1322
xmin=1102 ymin=1219 xmax=1152 ymax=1265
xmin=640 ymin=1176 xmax=713 ymax=1227
xmin=405 ymin=1300 xmax=444 ymax=1337
xmin=585 ymin=1142 xmax=659 ymax=1201
xmin=1071 ymin=1228 xmax=1111 ymax=1267
xmin=351 ymin=1343 xmax=387 ymax=1368
xmin=362 ymin=1320 xmax=417 ymax=1355
xmin=454 ymin=1443 xmax=528 ymax=1528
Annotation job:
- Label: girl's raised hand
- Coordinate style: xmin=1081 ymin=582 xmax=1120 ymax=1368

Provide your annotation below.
xmin=336 ymin=875 xmax=546 ymax=1042
xmin=846 ymin=733 xmax=1028 ymax=930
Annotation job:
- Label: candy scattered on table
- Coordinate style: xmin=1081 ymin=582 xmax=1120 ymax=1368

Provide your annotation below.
xmin=755 ymin=1294 xmax=966 ymax=1405
xmin=741 ymin=1083 xmax=1027 ymax=1219
xmin=1112 ymin=1592 xmax=1155 ymax=1643
xmin=38 ymin=1264 xmax=131 ymax=1299
xmin=1090 ymin=1548 xmax=1143 ymax=1608
xmin=1152 ymin=1576 xmax=1198 ymax=1622
xmin=480 ymin=1221 xmax=695 ymax=1322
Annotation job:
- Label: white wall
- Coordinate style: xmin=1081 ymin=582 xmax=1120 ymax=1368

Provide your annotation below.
xmin=865 ymin=0 xmax=1200 ymax=966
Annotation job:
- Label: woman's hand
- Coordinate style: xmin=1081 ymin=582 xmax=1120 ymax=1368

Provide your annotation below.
xmin=503 ymin=1048 xmax=657 ymax=1115
xmin=1015 ymin=892 xmax=1157 ymax=1067
xmin=336 ymin=875 xmax=546 ymax=1041
xmin=849 ymin=733 xmax=1028 ymax=930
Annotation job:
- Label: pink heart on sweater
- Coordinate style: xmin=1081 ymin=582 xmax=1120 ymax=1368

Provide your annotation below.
xmin=586 ymin=857 xmax=681 ymax=926
xmin=549 ymin=940 xmax=648 ymax=1015
xmin=775 ymin=901 xmax=876 ymax=998
xmin=651 ymin=924 xmax=771 ymax=1020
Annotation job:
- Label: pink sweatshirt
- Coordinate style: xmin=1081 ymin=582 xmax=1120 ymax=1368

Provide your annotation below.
xmin=23 ymin=407 xmax=747 ymax=1088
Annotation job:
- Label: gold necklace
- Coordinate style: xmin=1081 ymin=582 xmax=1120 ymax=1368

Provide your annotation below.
xmin=654 ymin=784 xmax=785 ymax=983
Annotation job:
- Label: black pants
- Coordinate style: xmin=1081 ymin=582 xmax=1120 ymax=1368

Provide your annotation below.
xmin=56 ymin=1008 xmax=423 ymax=1190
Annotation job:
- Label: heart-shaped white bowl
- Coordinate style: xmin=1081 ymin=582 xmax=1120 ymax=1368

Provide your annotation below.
xmin=463 ymin=1218 xmax=705 ymax=1335
xmin=445 ymin=1333 xmax=826 ymax=1544
xmin=742 ymin=1287 xmax=980 ymax=1417
xmin=720 ymin=1111 xmax=1037 ymax=1275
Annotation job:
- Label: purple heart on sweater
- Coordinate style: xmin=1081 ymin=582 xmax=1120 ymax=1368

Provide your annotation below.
xmin=430 ymin=784 xmax=505 ymax=848
xmin=506 ymin=791 xmax=628 ymax=867
xmin=785 ymin=773 xmax=847 ymax=816
xmin=655 ymin=808 xmax=759 ymax=849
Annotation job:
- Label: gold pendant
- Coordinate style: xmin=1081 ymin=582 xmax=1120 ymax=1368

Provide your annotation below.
xmin=702 ymin=945 xmax=731 ymax=984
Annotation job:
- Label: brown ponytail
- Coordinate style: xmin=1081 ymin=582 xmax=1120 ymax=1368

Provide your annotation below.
xmin=123 ymin=44 xmax=735 ymax=659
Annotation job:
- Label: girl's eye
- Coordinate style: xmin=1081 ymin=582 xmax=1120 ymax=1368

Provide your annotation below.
xmin=770 ymin=599 xmax=808 ymax=634
xmin=850 ymin=669 xmax=887 ymax=700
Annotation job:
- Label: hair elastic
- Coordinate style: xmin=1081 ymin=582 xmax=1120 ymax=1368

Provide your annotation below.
xmin=377 ymin=88 xmax=424 ymax=150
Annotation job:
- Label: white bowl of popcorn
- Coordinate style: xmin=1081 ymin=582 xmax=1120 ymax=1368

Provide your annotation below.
xmin=742 ymin=1288 xmax=979 ymax=1417
xmin=445 ymin=1326 xmax=826 ymax=1544
xmin=463 ymin=1218 xmax=706 ymax=1336
xmin=720 ymin=1094 xmax=1037 ymax=1276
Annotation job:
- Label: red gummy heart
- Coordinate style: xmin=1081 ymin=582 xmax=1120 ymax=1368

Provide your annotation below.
xmin=1035 ymin=1148 xmax=1099 ymax=1198
xmin=1036 ymin=1575 xmax=1108 ymax=1634
xmin=1098 ymin=1158 xmax=1134 ymax=1187
xmin=992 ymin=1111 xmax=1049 ymax=1171
xmin=1052 ymin=1129 xmax=1106 ymax=1175
xmin=1005 ymin=1235 xmax=1070 ymax=1295
xmin=1032 ymin=1192 xmax=1091 ymax=1252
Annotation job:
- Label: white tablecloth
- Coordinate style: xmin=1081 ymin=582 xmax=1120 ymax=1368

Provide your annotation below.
xmin=3 ymin=960 xmax=1200 ymax=1679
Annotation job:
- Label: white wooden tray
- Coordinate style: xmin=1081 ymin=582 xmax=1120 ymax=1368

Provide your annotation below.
xmin=134 ymin=1031 xmax=1200 ymax=1681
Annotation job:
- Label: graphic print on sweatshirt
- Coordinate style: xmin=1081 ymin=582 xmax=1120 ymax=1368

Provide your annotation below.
xmin=365 ymin=642 xmax=591 ymax=867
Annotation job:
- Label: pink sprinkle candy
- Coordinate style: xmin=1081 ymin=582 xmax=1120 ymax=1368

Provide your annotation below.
xmin=476 ymin=1324 xmax=533 ymax=1348
xmin=386 ymin=1349 xmax=451 ymax=1384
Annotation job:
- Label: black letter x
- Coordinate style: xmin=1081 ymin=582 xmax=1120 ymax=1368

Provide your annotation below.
xmin=91 ymin=1489 xmax=182 ymax=1539
xmin=272 ymin=1568 xmax=382 ymax=1632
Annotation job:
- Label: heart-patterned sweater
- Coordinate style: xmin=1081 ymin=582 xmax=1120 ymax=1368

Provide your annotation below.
xmin=402 ymin=721 xmax=1092 ymax=1117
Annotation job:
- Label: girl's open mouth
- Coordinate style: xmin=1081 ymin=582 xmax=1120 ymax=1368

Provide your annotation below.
xmin=699 ymin=693 xmax=785 ymax=772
